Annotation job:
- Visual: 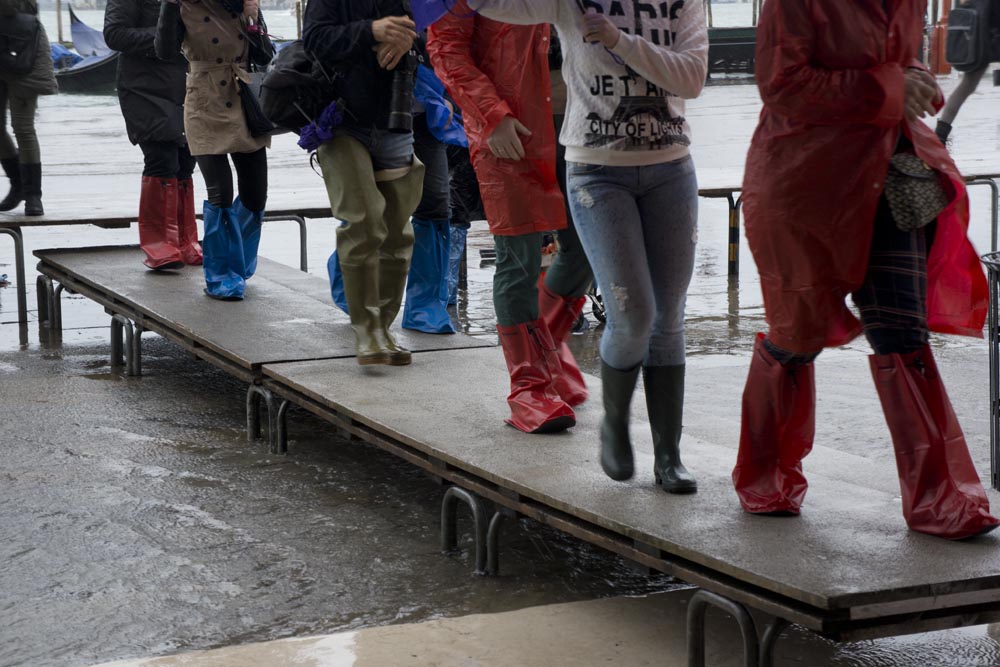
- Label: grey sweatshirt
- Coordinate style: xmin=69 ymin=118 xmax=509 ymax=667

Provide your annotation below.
xmin=473 ymin=0 xmax=709 ymax=166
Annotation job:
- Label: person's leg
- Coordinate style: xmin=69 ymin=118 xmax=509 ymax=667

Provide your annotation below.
xmin=856 ymin=200 xmax=998 ymax=538
xmin=317 ymin=134 xmax=389 ymax=364
xmin=175 ymin=144 xmax=202 ymax=264
xmin=136 ymin=142 xmax=184 ymax=269
xmin=567 ymin=163 xmax=653 ymax=479
xmin=403 ymin=117 xmax=455 ymax=333
xmin=494 ymin=231 xmax=575 ymax=434
xmin=0 ymin=83 xmax=23 ymax=211
xmin=446 ymin=145 xmax=480 ymax=305
xmin=9 ymin=93 xmax=42 ymax=215
xmin=637 ymin=156 xmax=699 ymax=493
xmin=936 ymin=67 xmax=988 ymax=142
xmin=196 ymin=154 xmax=244 ymax=299
xmin=230 ymin=147 xmax=268 ymax=281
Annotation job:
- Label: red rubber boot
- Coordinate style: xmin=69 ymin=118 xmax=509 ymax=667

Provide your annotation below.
xmin=176 ymin=177 xmax=203 ymax=265
xmin=538 ymin=281 xmax=588 ymax=406
xmin=732 ymin=333 xmax=815 ymax=515
xmin=870 ymin=346 xmax=999 ymax=539
xmin=138 ymin=177 xmax=183 ymax=270
xmin=498 ymin=320 xmax=576 ymax=434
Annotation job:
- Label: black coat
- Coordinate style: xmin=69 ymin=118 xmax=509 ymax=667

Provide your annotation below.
xmin=302 ymin=0 xmax=411 ymax=131
xmin=104 ymin=0 xmax=187 ymax=145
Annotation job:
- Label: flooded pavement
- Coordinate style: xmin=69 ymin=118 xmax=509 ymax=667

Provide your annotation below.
xmin=2 ymin=73 xmax=1000 ymax=667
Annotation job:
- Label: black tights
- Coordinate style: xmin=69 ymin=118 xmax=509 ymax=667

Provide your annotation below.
xmin=195 ymin=148 xmax=268 ymax=212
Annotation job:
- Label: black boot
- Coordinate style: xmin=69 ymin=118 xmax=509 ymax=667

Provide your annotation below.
xmin=935 ymin=120 xmax=952 ymax=145
xmin=0 ymin=157 xmax=22 ymax=211
xmin=20 ymin=163 xmax=43 ymax=216
xmin=599 ymin=360 xmax=640 ymax=481
xmin=644 ymin=365 xmax=698 ymax=494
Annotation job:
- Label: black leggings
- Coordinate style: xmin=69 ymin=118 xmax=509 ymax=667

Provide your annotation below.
xmin=139 ymin=141 xmax=196 ymax=179
xmin=195 ymin=148 xmax=268 ymax=212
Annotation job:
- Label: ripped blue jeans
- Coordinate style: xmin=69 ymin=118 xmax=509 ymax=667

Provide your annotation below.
xmin=567 ymin=156 xmax=698 ymax=370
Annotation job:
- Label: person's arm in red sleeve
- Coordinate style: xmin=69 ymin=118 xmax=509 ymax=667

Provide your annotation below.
xmin=755 ymin=0 xmax=904 ymax=127
xmin=427 ymin=1 xmax=513 ymax=142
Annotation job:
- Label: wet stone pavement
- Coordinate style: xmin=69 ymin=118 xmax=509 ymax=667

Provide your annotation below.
xmin=3 ymin=74 xmax=1000 ymax=666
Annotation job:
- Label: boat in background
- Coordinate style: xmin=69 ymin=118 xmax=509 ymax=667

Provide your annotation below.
xmin=54 ymin=6 xmax=119 ymax=95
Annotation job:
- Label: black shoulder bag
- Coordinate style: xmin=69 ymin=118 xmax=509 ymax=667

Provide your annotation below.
xmin=0 ymin=12 xmax=40 ymax=76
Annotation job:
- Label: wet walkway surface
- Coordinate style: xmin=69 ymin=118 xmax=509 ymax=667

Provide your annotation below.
xmin=2 ymin=73 xmax=1000 ymax=667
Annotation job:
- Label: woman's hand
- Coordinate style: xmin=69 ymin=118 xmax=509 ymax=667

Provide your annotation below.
xmin=371 ymin=16 xmax=415 ymax=68
xmin=374 ymin=42 xmax=405 ymax=70
xmin=582 ymin=10 xmax=620 ymax=49
xmin=243 ymin=0 xmax=258 ymax=20
xmin=903 ymin=68 xmax=938 ymax=122
xmin=488 ymin=116 xmax=532 ymax=161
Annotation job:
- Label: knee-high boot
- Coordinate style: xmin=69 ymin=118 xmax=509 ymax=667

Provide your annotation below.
xmin=447 ymin=225 xmax=468 ymax=306
xmin=138 ymin=176 xmax=184 ymax=270
xmin=402 ymin=217 xmax=455 ymax=334
xmin=202 ymin=200 xmax=246 ymax=299
xmin=375 ymin=161 xmax=424 ymax=365
xmin=230 ymin=197 xmax=263 ymax=280
xmin=20 ymin=162 xmax=43 ymax=216
xmin=644 ymin=365 xmax=697 ymax=493
xmin=732 ymin=333 xmax=815 ymax=515
xmin=176 ymin=178 xmax=203 ymax=265
xmin=0 ymin=156 xmax=22 ymax=211
xmin=600 ymin=360 xmax=640 ymax=480
xmin=538 ymin=281 xmax=588 ymax=406
xmin=498 ymin=321 xmax=576 ymax=433
xmin=870 ymin=345 xmax=999 ymax=539
xmin=318 ymin=136 xmax=390 ymax=364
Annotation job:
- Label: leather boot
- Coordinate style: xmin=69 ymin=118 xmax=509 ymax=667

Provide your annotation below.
xmin=644 ymin=365 xmax=697 ymax=493
xmin=498 ymin=321 xmax=576 ymax=434
xmin=0 ymin=156 xmax=22 ymax=211
xmin=600 ymin=360 xmax=640 ymax=481
xmin=176 ymin=178 xmax=203 ymax=265
xmin=202 ymin=200 xmax=246 ymax=300
xmin=402 ymin=217 xmax=455 ymax=334
xmin=538 ymin=281 xmax=588 ymax=406
xmin=317 ymin=135 xmax=392 ymax=365
xmin=230 ymin=197 xmax=263 ymax=280
xmin=732 ymin=333 xmax=815 ymax=515
xmin=870 ymin=346 xmax=999 ymax=539
xmin=935 ymin=120 xmax=952 ymax=145
xmin=20 ymin=162 xmax=43 ymax=216
xmin=138 ymin=177 xmax=184 ymax=270
xmin=376 ymin=161 xmax=424 ymax=365
xmin=447 ymin=225 xmax=468 ymax=306
xmin=341 ymin=259 xmax=389 ymax=365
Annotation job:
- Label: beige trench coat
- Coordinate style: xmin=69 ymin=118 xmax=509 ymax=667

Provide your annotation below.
xmin=179 ymin=0 xmax=269 ymax=156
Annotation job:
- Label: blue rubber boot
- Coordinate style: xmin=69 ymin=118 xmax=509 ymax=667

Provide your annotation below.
xmin=403 ymin=218 xmax=455 ymax=333
xmin=231 ymin=197 xmax=263 ymax=280
xmin=327 ymin=249 xmax=349 ymax=313
xmin=447 ymin=224 xmax=468 ymax=306
xmin=202 ymin=201 xmax=246 ymax=300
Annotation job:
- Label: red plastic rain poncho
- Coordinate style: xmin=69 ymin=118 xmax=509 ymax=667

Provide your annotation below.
xmin=428 ymin=1 xmax=566 ymax=236
xmin=743 ymin=0 xmax=988 ymax=353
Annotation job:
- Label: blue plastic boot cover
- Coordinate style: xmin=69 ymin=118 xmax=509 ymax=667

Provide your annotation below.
xmin=403 ymin=218 xmax=455 ymax=333
xmin=327 ymin=249 xmax=349 ymax=313
xmin=202 ymin=201 xmax=246 ymax=299
xmin=230 ymin=197 xmax=263 ymax=279
xmin=447 ymin=224 xmax=468 ymax=306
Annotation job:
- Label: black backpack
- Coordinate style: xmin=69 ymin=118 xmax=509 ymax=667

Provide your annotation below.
xmin=259 ymin=40 xmax=344 ymax=133
xmin=946 ymin=0 xmax=994 ymax=71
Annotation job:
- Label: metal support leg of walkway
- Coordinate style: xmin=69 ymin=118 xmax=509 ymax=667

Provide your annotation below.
xmin=0 ymin=225 xmax=27 ymax=328
xmin=440 ymin=486 xmax=491 ymax=575
xmin=263 ymin=215 xmax=309 ymax=272
xmin=246 ymin=384 xmax=289 ymax=454
xmin=110 ymin=313 xmax=141 ymax=377
xmin=686 ymin=589 xmax=789 ymax=667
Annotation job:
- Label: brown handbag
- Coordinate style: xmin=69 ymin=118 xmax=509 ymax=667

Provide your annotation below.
xmin=884 ymin=152 xmax=949 ymax=232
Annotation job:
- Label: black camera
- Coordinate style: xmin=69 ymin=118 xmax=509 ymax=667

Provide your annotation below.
xmin=388 ymin=50 xmax=418 ymax=133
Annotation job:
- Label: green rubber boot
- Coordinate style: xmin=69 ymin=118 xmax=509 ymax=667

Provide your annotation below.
xmin=318 ymin=135 xmax=390 ymax=365
xmin=375 ymin=159 xmax=425 ymax=366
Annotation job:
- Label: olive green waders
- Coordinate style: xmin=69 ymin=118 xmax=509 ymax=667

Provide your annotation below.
xmin=318 ymin=134 xmax=425 ymax=365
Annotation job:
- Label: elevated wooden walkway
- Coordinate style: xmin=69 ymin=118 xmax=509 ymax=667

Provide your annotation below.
xmin=32 ymin=245 xmax=1000 ymax=667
